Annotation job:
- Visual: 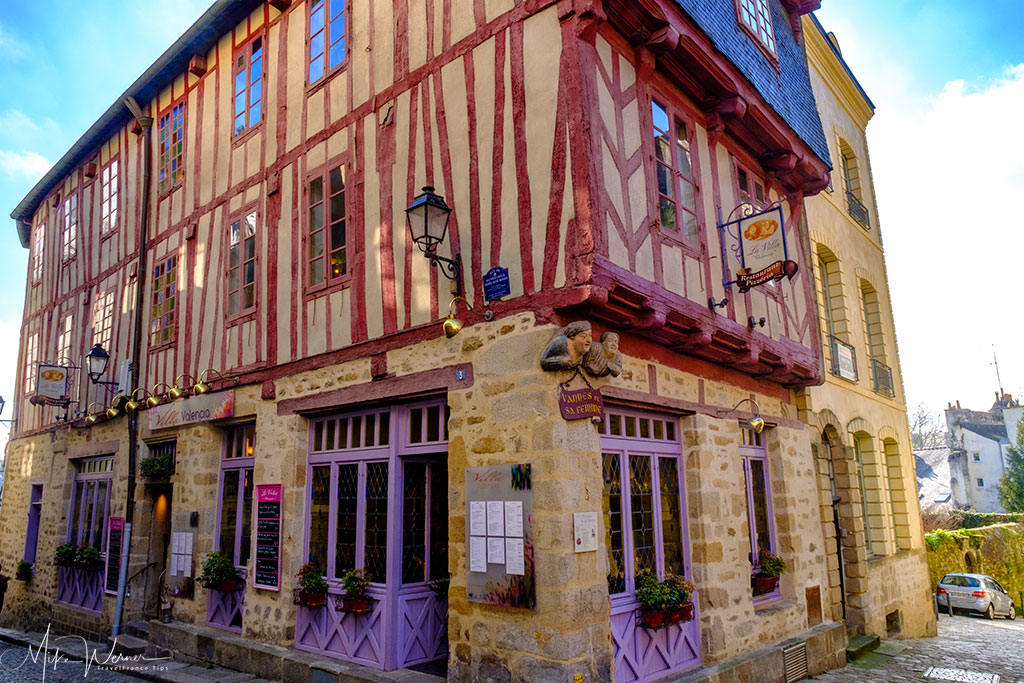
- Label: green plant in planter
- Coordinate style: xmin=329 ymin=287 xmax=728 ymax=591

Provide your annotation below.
xmin=294 ymin=563 xmax=329 ymax=608
xmin=757 ymin=549 xmax=786 ymax=578
xmin=76 ymin=545 xmax=102 ymax=571
xmin=665 ymin=574 xmax=696 ymax=606
xmin=55 ymin=543 xmax=77 ymax=567
xmin=199 ymin=551 xmax=242 ymax=591
xmin=15 ymin=560 xmax=33 ymax=581
xmin=635 ymin=571 xmax=671 ymax=629
xmin=140 ymin=454 xmax=175 ymax=480
xmin=340 ymin=568 xmax=372 ymax=614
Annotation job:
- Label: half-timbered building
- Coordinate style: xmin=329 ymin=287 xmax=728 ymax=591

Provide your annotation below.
xmin=1 ymin=1 xmax=878 ymax=681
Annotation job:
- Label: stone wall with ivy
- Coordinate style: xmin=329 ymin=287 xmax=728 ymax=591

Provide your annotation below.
xmin=925 ymin=523 xmax=1024 ymax=611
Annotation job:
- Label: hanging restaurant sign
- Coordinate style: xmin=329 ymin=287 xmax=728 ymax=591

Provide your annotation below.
xmin=35 ymin=364 xmax=71 ymax=405
xmin=718 ymin=205 xmax=798 ymax=293
xmin=148 ymin=390 xmax=235 ymax=430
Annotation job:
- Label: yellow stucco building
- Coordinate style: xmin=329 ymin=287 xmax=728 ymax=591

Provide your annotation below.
xmin=798 ymin=14 xmax=936 ymax=641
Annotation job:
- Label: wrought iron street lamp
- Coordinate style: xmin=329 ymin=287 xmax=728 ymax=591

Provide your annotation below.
xmin=86 ymin=344 xmax=118 ymax=387
xmin=717 ymin=398 xmax=766 ymax=433
xmin=406 ymin=185 xmax=463 ymax=297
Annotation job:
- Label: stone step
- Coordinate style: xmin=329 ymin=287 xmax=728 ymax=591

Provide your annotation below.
xmin=126 ymin=619 xmax=151 ymax=639
xmin=109 ymin=633 xmax=149 ymax=657
xmin=845 ymin=633 xmax=880 ymax=661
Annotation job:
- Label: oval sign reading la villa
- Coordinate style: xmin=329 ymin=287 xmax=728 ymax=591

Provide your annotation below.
xmin=558 ymin=386 xmax=604 ymax=422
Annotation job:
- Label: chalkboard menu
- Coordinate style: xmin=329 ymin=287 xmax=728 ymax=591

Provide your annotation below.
xmin=105 ymin=517 xmax=125 ymax=594
xmin=253 ymin=485 xmax=282 ymax=590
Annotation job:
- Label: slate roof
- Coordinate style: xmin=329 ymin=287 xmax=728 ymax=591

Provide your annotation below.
xmin=672 ymin=0 xmax=831 ymax=167
xmin=915 ymin=446 xmax=953 ymax=513
xmin=959 ymin=422 xmax=1008 ymax=443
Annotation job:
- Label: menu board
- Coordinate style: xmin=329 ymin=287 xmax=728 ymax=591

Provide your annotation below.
xmin=465 ymin=463 xmax=535 ymax=608
xmin=105 ymin=517 xmax=125 ymax=594
xmin=253 ymin=485 xmax=282 ymax=590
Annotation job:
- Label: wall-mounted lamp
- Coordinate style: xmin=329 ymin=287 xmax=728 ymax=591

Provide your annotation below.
xmin=0 ymin=396 xmax=15 ymax=426
xmin=86 ymin=344 xmax=119 ymax=387
xmin=406 ymin=186 xmax=463 ymax=297
xmin=708 ymin=297 xmax=729 ymax=314
xmin=106 ymin=394 xmax=131 ymax=419
xmin=193 ymin=369 xmax=236 ymax=395
xmin=125 ymin=388 xmax=154 ymax=412
xmin=147 ymin=383 xmax=172 ymax=408
xmin=84 ymin=402 xmax=108 ymax=426
xmin=717 ymin=398 xmax=765 ymax=433
xmin=442 ymin=296 xmax=494 ymax=338
xmin=748 ymin=316 xmax=766 ymax=329
xmin=169 ymin=374 xmax=198 ymax=400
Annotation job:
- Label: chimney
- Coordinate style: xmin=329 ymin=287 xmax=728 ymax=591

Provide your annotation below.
xmin=956 ymin=400 xmax=961 ymax=409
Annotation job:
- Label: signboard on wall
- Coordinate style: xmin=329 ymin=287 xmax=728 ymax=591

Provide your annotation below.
xmin=148 ymin=390 xmax=234 ymax=430
xmin=105 ymin=517 xmax=124 ymax=594
xmin=718 ymin=205 xmax=798 ymax=293
xmin=465 ymin=463 xmax=536 ymax=608
xmin=253 ymin=485 xmax=283 ymax=590
xmin=35 ymin=364 xmax=70 ymax=405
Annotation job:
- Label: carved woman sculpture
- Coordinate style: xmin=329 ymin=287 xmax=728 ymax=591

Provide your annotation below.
xmin=540 ymin=321 xmax=593 ymax=371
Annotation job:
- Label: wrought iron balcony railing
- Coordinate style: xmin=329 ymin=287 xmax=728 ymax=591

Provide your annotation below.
xmin=870 ymin=358 xmax=894 ymax=397
xmin=847 ymin=191 xmax=870 ymax=227
xmin=828 ymin=335 xmax=858 ymax=382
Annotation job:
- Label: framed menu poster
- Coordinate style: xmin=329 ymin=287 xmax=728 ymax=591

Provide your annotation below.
xmin=253 ymin=484 xmax=283 ymax=590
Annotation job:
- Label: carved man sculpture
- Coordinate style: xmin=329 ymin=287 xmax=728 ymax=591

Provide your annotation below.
xmin=540 ymin=321 xmax=593 ymax=371
xmin=582 ymin=331 xmax=622 ymax=377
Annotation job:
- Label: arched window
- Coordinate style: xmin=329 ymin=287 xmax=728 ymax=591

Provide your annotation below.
xmin=839 ymin=139 xmax=870 ymax=227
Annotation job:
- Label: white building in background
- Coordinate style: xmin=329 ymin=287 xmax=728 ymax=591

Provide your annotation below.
xmin=944 ymin=395 xmax=1015 ymax=512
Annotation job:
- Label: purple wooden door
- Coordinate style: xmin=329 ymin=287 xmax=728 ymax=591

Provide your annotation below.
xmin=207 ymin=584 xmax=245 ymax=632
xmin=296 ymin=402 xmax=449 ymax=671
xmin=599 ymin=409 xmax=700 ymax=683
xmin=57 ymin=567 xmax=104 ymax=613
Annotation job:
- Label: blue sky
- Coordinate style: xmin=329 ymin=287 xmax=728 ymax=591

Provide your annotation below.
xmin=0 ymin=1 xmax=1021 ymax=444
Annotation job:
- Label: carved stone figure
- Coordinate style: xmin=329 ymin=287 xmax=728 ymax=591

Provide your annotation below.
xmin=582 ymin=331 xmax=622 ymax=377
xmin=540 ymin=321 xmax=593 ymax=371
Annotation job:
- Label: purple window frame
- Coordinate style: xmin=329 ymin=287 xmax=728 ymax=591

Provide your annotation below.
xmin=67 ymin=458 xmax=113 ymax=553
xmin=25 ymin=482 xmax=44 ymax=564
xmin=215 ymin=425 xmax=255 ymax=569
xmin=740 ymin=429 xmax=779 ymax=604
xmin=599 ymin=411 xmax=690 ymax=599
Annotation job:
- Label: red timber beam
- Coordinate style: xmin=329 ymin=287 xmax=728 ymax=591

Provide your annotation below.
xmin=600 ymin=0 xmax=831 ymax=196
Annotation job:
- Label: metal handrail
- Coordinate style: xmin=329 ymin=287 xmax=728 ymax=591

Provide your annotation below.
xmin=847 ymin=191 xmax=870 ymax=227
xmin=870 ymin=358 xmax=894 ymax=397
xmin=828 ymin=335 xmax=858 ymax=381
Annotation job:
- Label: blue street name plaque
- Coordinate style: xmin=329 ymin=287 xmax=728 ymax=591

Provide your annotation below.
xmin=482 ymin=266 xmax=511 ymax=301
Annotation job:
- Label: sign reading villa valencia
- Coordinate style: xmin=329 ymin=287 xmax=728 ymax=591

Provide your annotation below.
xmin=148 ymin=390 xmax=234 ymax=430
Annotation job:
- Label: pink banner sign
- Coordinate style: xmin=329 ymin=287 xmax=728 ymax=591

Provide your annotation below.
xmin=148 ymin=390 xmax=234 ymax=430
xmin=253 ymin=484 xmax=283 ymax=590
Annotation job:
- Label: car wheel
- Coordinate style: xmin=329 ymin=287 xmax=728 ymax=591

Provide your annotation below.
xmin=1009 ymin=604 xmax=1016 ymax=621
xmin=986 ymin=603 xmax=995 ymax=620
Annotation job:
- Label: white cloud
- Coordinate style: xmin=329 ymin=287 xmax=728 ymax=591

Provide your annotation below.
xmin=0 ymin=23 xmax=28 ymax=62
xmin=869 ymin=64 xmax=1024 ymax=414
xmin=0 ymin=149 xmax=52 ymax=180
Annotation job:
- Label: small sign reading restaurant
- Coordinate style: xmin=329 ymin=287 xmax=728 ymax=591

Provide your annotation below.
xmin=148 ymin=390 xmax=234 ymax=430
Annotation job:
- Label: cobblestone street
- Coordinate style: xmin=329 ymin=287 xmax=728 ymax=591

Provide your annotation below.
xmin=814 ymin=612 xmax=1024 ymax=682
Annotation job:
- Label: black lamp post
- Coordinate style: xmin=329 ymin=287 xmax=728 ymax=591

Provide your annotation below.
xmin=405 ymin=186 xmax=463 ymax=297
xmin=86 ymin=344 xmax=118 ymax=386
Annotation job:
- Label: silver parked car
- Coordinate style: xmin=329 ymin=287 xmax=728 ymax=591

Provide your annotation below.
xmin=936 ymin=573 xmax=1016 ymax=620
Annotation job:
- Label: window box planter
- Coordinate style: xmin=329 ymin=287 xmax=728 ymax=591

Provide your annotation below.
xmin=55 ymin=543 xmax=78 ymax=568
xmin=75 ymin=545 xmax=102 ymax=572
xmin=338 ymin=596 xmax=372 ymax=614
xmin=664 ymin=601 xmax=695 ymax=625
xmin=640 ymin=608 xmax=666 ymax=630
xmin=754 ymin=575 xmax=779 ymax=593
xmin=295 ymin=589 xmax=327 ymax=608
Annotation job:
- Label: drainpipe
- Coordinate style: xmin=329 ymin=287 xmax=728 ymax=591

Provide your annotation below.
xmin=113 ymin=97 xmax=153 ymax=638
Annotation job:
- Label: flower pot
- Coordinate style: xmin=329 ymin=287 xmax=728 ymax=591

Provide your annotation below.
xmin=640 ymin=608 xmax=665 ymax=630
xmin=15 ymin=570 xmax=32 ymax=581
xmin=57 ymin=560 xmax=75 ymax=568
xmin=219 ymin=578 xmax=239 ymax=593
xmin=341 ymin=596 xmax=372 ymax=614
xmin=298 ymin=590 xmax=327 ymax=608
xmin=76 ymin=561 xmax=101 ymax=572
xmin=680 ymin=601 xmax=695 ymax=621
xmin=754 ymin=576 xmax=779 ymax=593
xmin=664 ymin=608 xmax=681 ymax=625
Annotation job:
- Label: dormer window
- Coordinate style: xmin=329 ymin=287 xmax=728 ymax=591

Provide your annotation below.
xmin=737 ymin=0 xmax=776 ymax=55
